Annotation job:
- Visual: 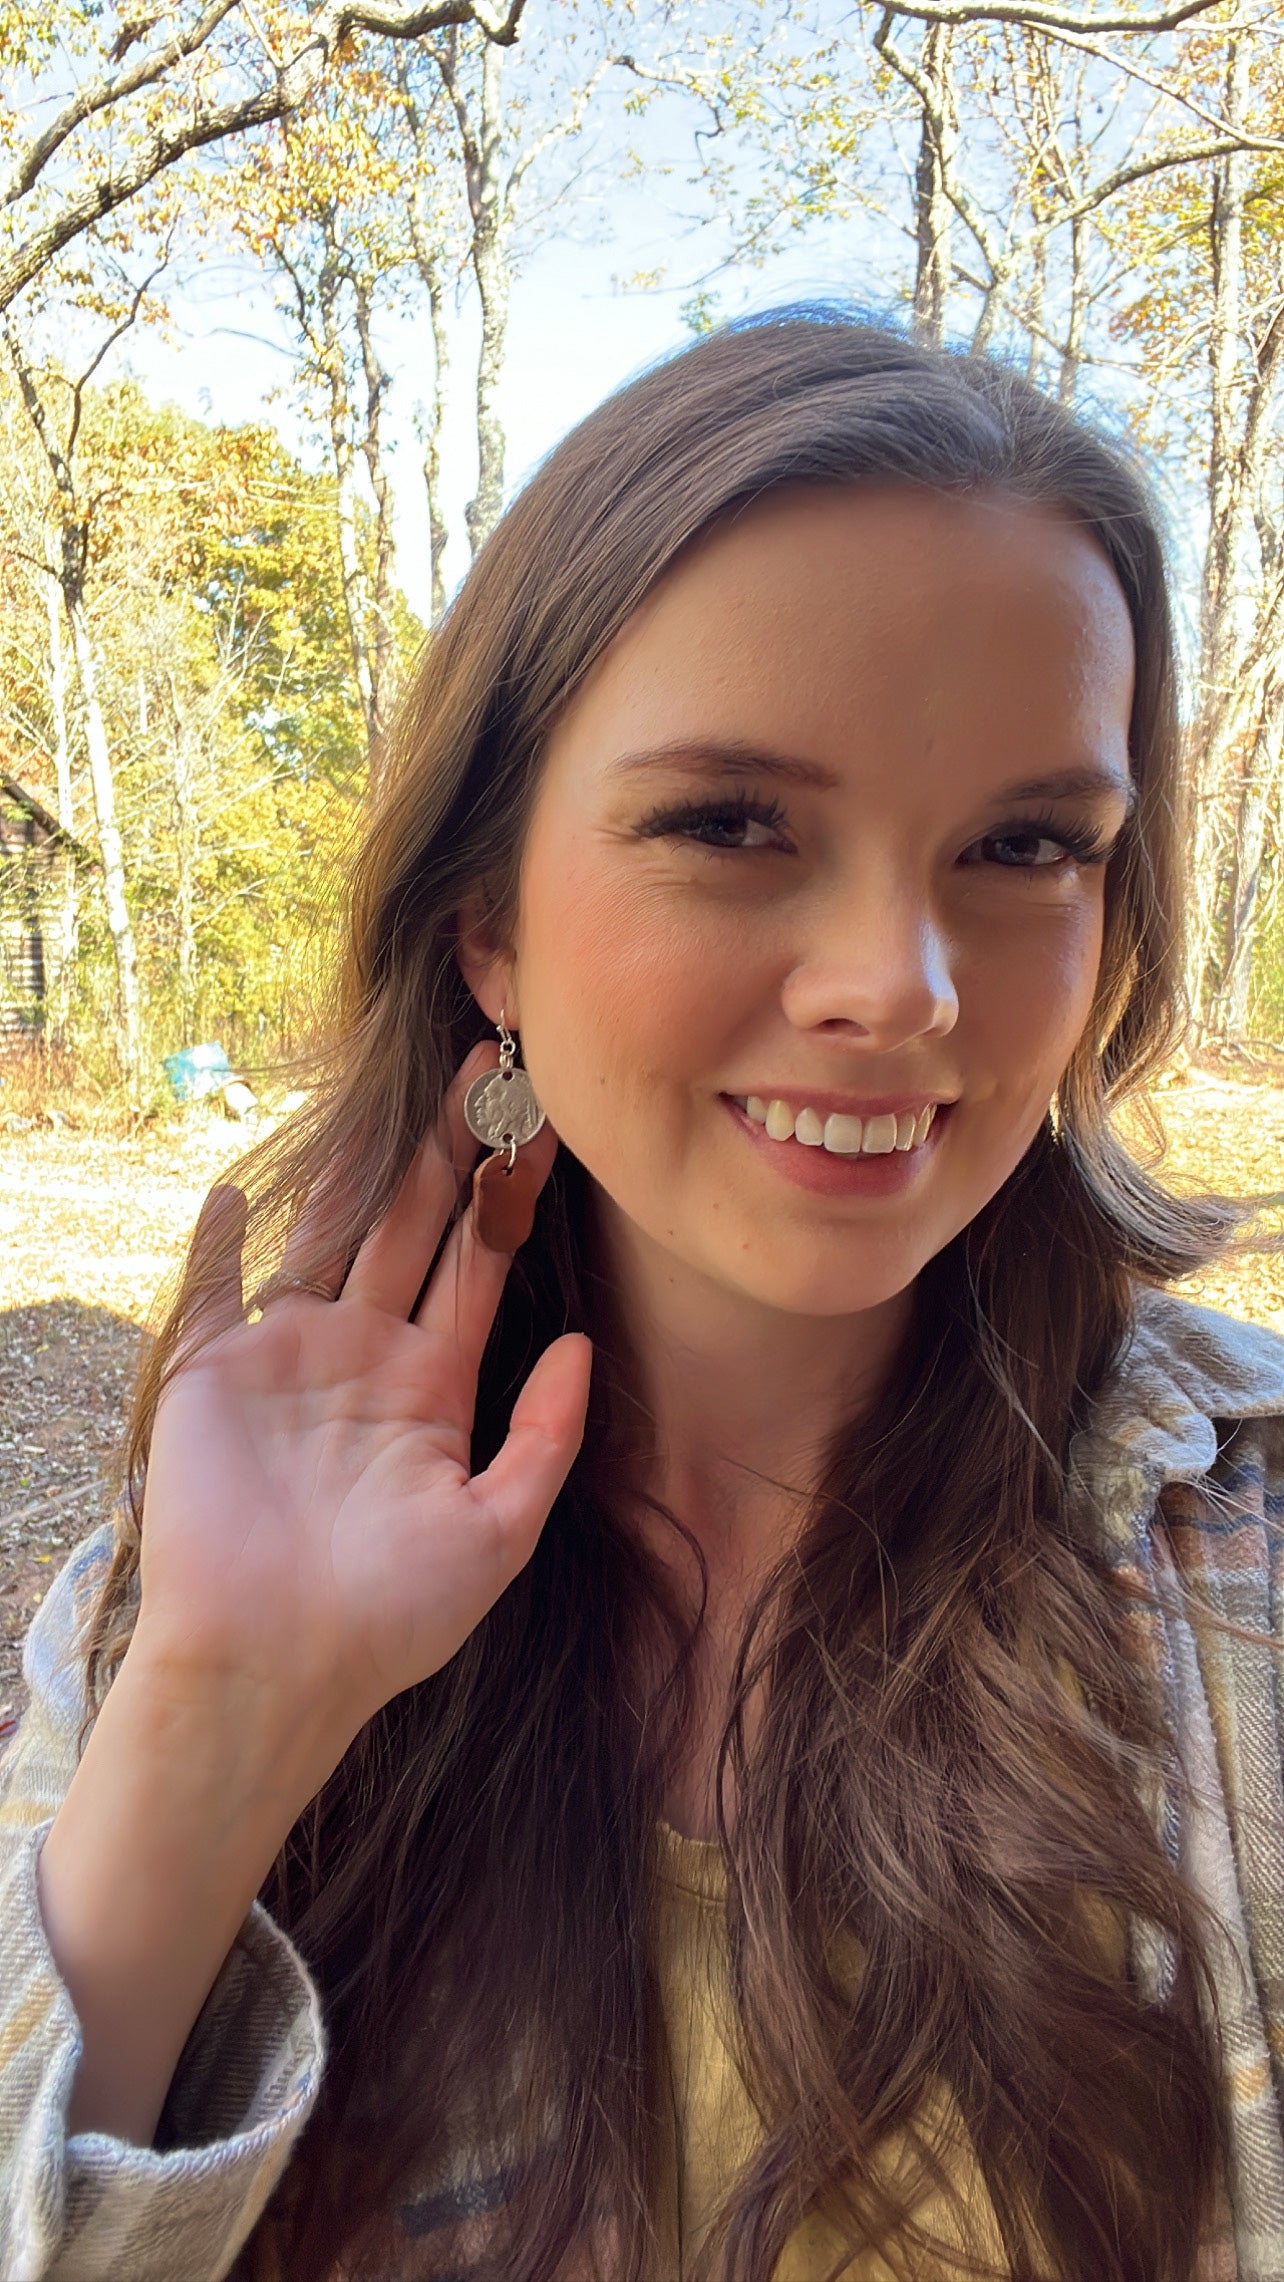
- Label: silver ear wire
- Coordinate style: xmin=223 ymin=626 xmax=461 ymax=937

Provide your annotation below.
xmin=463 ymin=1011 xmax=546 ymax=1152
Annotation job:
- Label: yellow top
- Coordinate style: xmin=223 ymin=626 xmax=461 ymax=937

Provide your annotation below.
xmin=650 ymin=1819 xmax=1126 ymax=2281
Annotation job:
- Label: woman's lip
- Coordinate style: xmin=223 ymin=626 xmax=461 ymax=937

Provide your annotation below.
xmin=721 ymin=1090 xmax=958 ymax=1118
xmin=721 ymin=1095 xmax=949 ymax=1196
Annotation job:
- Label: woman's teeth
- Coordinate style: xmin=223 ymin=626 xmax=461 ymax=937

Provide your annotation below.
xmin=738 ymin=1097 xmax=938 ymax=1156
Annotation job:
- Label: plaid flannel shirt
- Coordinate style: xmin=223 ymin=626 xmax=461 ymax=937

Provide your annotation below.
xmin=2 ymin=1284 xmax=1284 ymax=2282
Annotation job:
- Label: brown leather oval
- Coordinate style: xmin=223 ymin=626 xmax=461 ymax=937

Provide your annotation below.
xmin=471 ymin=1148 xmax=541 ymax=1253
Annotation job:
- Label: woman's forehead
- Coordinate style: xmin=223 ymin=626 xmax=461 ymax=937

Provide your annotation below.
xmin=543 ymin=484 xmax=1136 ymax=790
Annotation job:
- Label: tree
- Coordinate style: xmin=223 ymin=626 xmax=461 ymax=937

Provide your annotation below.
xmin=409 ymin=13 xmax=613 ymax=552
xmin=0 ymin=0 xmax=528 ymax=317
xmin=223 ymin=65 xmax=414 ymax=773
xmin=221 ymin=0 xmax=619 ymax=655
xmin=2 ymin=287 xmax=158 ymax=1091
xmin=1111 ymin=25 xmax=1284 ymax=1040
xmin=394 ymin=52 xmax=468 ymax=622
xmin=0 ymin=364 xmax=399 ymax=1086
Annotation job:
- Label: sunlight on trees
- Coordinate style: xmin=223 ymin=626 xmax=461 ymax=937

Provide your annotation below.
xmin=0 ymin=0 xmax=1280 ymax=1097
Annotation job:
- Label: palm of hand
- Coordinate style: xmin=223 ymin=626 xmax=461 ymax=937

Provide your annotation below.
xmin=133 ymin=1045 xmax=591 ymax=1747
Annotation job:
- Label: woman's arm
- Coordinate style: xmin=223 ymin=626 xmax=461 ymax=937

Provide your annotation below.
xmin=36 ymin=1648 xmax=342 ymax=2149
xmin=0 ymin=1530 xmax=323 ymax=2282
xmin=31 ymin=1039 xmax=590 ymax=2156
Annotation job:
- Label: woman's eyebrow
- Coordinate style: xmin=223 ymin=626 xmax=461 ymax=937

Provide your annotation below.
xmin=608 ymin=739 xmax=840 ymax=789
xmin=608 ymin=741 xmax=1136 ymax=813
xmin=997 ymin=765 xmax=1137 ymax=813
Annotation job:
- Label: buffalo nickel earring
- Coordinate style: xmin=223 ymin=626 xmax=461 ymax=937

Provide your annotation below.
xmin=463 ymin=1010 xmax=546 ymax=1252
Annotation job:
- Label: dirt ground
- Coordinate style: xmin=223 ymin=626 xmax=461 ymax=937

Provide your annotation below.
xmin=0 ymin=1109 xmax=255 ymax=1730
xmin=2 ymin=1071 xmax=1283 ymax=1731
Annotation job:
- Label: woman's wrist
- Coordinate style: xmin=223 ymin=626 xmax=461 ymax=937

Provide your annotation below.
xmin=118 ymin=1619 xmax=361 ymax=1825
xmin=37 ymin=1642 xmax=337 ymax=2146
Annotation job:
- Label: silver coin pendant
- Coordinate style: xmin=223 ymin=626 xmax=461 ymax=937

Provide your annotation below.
xmin=463 ymin=1066 xmax=546 ymax=1150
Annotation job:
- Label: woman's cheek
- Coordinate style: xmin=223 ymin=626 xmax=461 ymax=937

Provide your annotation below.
xmin=516 ymin=865 xmax=739 ymax=1148
xmin=968 ymin=890 xmax=1105 ymax=1084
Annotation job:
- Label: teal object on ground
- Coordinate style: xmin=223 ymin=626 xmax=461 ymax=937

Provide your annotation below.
xmin=163 ymin=1043 xmax=233 ymax=1102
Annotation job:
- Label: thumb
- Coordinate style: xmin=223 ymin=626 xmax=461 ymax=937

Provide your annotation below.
xmin=470 ymin=1333 xmax=593 ymax=1568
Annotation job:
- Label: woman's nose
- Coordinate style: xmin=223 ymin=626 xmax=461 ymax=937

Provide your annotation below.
xmin=778 ymin=891 xmax=959 ymax=1049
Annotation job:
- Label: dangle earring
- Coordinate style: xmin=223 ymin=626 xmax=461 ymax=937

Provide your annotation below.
xmin=462 ymin=1010 xmax=547 ymax=1252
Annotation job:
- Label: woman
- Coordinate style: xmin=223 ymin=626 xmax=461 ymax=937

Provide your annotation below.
xmin=3 ymin=310 xmax=1284 ymax=2282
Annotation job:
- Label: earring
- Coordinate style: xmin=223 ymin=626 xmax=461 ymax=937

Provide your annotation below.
xmin=462 ymin=1010 xmax=547 ymax=1252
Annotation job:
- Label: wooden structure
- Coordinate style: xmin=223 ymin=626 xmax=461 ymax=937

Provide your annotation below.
xmin=0 ymin=775 xmax=89 ymax=1042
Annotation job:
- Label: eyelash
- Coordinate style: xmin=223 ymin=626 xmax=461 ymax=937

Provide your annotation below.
xmin=971 ymin=809 xmax=1114 ymax=869
xmin=636 ymin=790 xmax=792 ymax=852
xmin=634 ymin=792 xmax=1116 ymax=870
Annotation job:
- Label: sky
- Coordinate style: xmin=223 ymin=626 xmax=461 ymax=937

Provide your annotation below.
xmin=96 ymin=34 xmax=1205 ymax=652
xmin=106 ymin=62 xmax=908 ymax=622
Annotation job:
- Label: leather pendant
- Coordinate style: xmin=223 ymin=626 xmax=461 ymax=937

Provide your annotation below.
xmin=471 ymin=1149 xmax=541 ymax=1253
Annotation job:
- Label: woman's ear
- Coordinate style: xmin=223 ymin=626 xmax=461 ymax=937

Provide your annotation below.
xmin=454 ymin=891 xmax=518 ymax=1028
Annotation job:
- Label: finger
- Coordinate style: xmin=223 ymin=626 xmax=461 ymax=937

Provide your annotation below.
xmin=174 ymin=1182 xmax=247 ymax=1361
xmin=341 ymin=1042 xmax=496 ymax=1318
xmin=468 ymin=1333 xmax=593 ymax=1572
xmin=276 ymin=1192 xmax=351 ymax=1300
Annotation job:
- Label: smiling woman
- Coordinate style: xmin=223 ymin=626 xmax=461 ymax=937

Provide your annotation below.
xmin=4 ymin=310 xmax=1284 ymax=2282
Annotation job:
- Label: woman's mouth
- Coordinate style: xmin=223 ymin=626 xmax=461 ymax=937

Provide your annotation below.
xmin=721 ymin=1093 xmax=952 ymax=1197
xmin=732 ymin=1095 xmax=939 ymax=1157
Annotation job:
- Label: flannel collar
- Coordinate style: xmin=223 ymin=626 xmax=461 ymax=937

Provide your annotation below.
xmin=1070 ymin=1284 xmax=1284 ymax=1552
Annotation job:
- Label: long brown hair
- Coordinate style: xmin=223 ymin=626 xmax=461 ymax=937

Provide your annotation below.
xmin=90 ymin=311 xmax=1243 ymax=2280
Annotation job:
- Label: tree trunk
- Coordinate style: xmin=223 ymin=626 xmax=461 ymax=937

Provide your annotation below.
xmin=164 ymin=674 xmax=200 ymax=1045
xmin=42 ymin=556 xmax=78 ymax=1044
xmin=420 ymin=258 xmax=451 ymax=625
xmin=1184 ymin=32 xmax=1250 ymax=1033
xmin=353 ymin=279 xmax=399 ymax=781
xmin=970 ymin=254 xmax=1013 ymax=356
xmin=8 ymin=320 xmax=142 ymax=1086
xmin=911 ymin=26 xmax=955 ymax=347
xmin=1025 ymin=231 xmax=1047 ymax=387
xmin=318 ymin=259 xmax=379 ymax=761
xmin=1058 ymin=214 xmax=1086 ymax=409
xmin=1210 ymin=669 xmax=1284 ymax=1041
xmin=64 ymin=587 xmax=142 ymax=1092
xmin=465 ymin=36 xmax=510 ymax=554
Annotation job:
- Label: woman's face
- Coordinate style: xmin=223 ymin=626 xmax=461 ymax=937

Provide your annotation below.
xmin=471 ymin=483 xmax=1136 ymax=1320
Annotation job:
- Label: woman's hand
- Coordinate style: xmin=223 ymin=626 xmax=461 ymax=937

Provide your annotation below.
xmin=35 ymin=1043 xmax=590 ymax=2148
xmin=134 ymin=1039 xmax=592 ymax=1762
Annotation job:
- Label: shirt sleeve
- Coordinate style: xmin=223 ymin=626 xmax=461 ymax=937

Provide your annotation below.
xmin=0 ymin=1525 xmax=325 ymax=2282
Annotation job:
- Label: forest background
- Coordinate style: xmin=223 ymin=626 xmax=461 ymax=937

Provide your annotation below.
xmin=0 ymin=0 xmax=1282 ymax=1110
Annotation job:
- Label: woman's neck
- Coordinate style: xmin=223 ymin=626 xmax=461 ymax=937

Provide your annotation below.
xmin=596 ymin=1192 xmax=913 ymax=1546
xmin=593 ymin=1194 xmax=914 ymax=1839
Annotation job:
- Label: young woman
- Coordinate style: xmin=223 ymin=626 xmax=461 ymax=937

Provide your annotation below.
xmin=3 ymin=311 xmax=1284 ymax=2282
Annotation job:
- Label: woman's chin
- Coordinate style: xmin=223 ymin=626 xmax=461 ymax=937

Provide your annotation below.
xmin=703 ymin=1250 xmax=926 ymax=1322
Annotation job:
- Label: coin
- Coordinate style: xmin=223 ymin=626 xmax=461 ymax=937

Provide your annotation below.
xmin=463 ymin=1067 xmax=546 ymax=1149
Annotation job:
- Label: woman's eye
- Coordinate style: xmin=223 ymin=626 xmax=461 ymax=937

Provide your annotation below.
xmin=966 ymin=825 xmax=1104 ymax=870
xmin=637 ymin=795 xmax=792 ymax=852
xmin=687 ymin=810 xmax=781 ymax=850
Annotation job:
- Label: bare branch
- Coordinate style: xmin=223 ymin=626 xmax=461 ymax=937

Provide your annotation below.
xmin=65 ymin=263 xmax=167 ymax=462
xmin=1061 ymin=134 xmax=1269 ymax=220
xmin=874 ymin=13 xmax=1001 ymax=267
xmin=1029 ymin=18 xmax=1284 ymax=150
xmin=0 ymin=0 xmax=529 ymax=314
xmin=505 ymin=58 xmax=611 ymax=212
xmin=3 ymin=0 xmax=243 ymax=208
xmin=882 ymin=0 xmax=1233 ymax=34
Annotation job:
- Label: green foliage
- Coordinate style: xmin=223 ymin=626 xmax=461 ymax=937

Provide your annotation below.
xmin=1249 ymin=868 xmax=1284 ymax=1049
xmin=189 ymin=431 xmax=373 ymax=788
xmin=0 ymin=368 xmax=420 ymax=1095
xmin=679 ymin=289 xmax=721 ymax=336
